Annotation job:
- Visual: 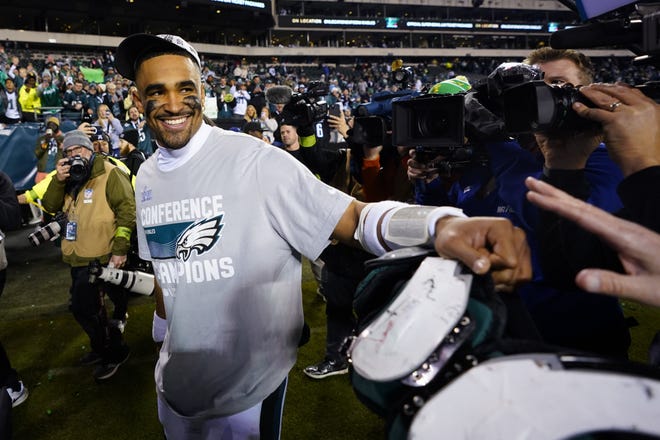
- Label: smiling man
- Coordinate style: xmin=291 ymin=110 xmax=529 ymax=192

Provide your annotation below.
xmin=115 ymin=34 xmax=531 ymax=440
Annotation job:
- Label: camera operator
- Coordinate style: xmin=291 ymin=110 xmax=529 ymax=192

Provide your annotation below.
xmin=408 ymin=62 xmax=632 ymax=358
xmin=41 ymin=130 xmax=134 ymax=380
xmin=531 ymin=80 xmax=660 ymax=359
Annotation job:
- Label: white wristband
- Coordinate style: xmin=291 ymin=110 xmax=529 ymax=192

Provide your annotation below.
xmin=356 ymin=202 xmax=466 ymax=256
xmin=425 ymin=206 xmax=468 ymax=240
xmin=355 ymin=201 xmax=407 ymax=255
xmin=152 ymin=311 xmax=167 ymax=343
xmin=383 ymin=206 xmax=466 ymax=250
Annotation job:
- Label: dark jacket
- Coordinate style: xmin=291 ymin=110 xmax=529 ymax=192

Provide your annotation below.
xmin=0 ymin=171 xmax=21 ymax=231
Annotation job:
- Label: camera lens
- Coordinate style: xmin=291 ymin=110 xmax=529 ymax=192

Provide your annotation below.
xmin=68 ymin=157 xmax=88 ymax=181
xmin=416 ymin=111 xmax=449 ymax=138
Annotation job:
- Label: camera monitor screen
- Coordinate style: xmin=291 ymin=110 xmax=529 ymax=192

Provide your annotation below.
xmin=575 ymin=0 xmax=637 ymax=20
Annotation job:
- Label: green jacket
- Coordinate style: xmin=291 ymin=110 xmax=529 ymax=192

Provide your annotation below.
xmin=34 ymin=132 xmax=65 ymax=173
xmin=41 ymin=154 xmax=135 ymax=267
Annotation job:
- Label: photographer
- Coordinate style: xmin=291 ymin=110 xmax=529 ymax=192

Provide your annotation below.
xmin=408 ymin=62 xmax=632 ymax=358
xmin=41 ymin=130 xmax=134 ymax=381
xmin=34 ymin=116 xmax=64 ymax=183
xmin=0 ymin=170 xmax=29 ymax=412
xmin=304 ymin=114 xmax=412 ymax=380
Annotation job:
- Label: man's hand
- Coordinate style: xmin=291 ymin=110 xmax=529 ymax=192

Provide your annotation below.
xmin=407 ymin=148 xmax=446 ymax=183
xmin=433 ymin=216 xmax=532 ymax=291
xmin=327 ymin=114 xmax=349 ymax=138
xmin=526 ymin=176 xmax=660 ymax=307
xmin=55 ymin=158 xmax=71 ymax=182
xmin=109 ymin=254 xmax=127 ymax=269
xmin=572 ymin=82 xmax=660 ymax=177
xmin=78 ymin=122 xmax=96 ymax=137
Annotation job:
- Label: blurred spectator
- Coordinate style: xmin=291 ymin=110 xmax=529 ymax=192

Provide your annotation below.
xmin=62 ymin=78 xmax=86 ymax=122
xmin=0 ymin=78 xmax=22 ymax=124
xmin=123 ymin=105 xmax=153 ymax=157
xmin=248 ymin=82 xmax=266 ymax=114
xmin=242 ymin=104 xmax=258 ymax=129
xmin=232 ymin=80 xmax=250 ymax=118
xmin=102 ymin=81 xmax=124 ymax=119
xmin=243 ymin=121 xmax=267 ymax=142
xmin=258 ymin=106 xmax=278 ymax=143
xmin=37 ymin=71 xmax=63 ymax=112
xmin=18 ymin=71 xmax=40 ymax=122
xmin=93 ymin=103 xmax=124 ymax=157
xmin=118 ymin=129 xmax=146 ymax=179
xmin=34 ymin=116 xmax=64 ymax=182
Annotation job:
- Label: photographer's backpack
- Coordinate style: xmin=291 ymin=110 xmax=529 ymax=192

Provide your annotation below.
xmin=345 ymin=248 xmax=660 ymax=440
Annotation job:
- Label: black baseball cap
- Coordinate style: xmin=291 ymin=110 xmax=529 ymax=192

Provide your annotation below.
xmin=243 ymin=122 xmax=263 ymax=134
xmin=90 ymin=127 xmax=110 ymax=143
xmin=120 ymin=129 xmax=139 ymax=147
xmin=115 ymin=34 xmax=201 ymax=80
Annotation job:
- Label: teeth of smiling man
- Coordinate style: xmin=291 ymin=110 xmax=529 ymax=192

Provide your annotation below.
xmin=163 ymin=117 xmax=187 ymax=125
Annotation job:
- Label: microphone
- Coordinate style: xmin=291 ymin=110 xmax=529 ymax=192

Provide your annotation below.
xmin=265 ymin=85 xmax=293 ymax=105
xmin=550 ymin=20 xmax=641 ymax=49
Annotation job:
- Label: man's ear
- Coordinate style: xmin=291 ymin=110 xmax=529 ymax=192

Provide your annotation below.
xmin=132 ymin=88 xmax=144 ymax=113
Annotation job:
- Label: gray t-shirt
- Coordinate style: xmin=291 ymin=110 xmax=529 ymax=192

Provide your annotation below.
xmin=136 ymin=126 xmax=353 ymax=418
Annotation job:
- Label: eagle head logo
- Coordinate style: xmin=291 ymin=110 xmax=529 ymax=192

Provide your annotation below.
xmin=175 ymin=214 xmax=224 ymax=262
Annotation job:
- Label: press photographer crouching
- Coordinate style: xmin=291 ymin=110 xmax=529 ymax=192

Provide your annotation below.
xmin=40 ymin=130 xmax=135 ymax=381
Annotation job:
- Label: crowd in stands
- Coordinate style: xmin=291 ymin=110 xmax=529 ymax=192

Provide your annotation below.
xmin=1 ymin=42 xmax=657 ymax=133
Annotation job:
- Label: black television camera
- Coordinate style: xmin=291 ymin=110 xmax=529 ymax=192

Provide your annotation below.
xmin=28 ymin=212 xmax=68 ymax=246
xmin=390 ymin=93 xmax=486 ymax=174
xmin=352 ymin=89 xmax=420 ymax=148
xmin=280 ymin=81 xmax=329 ymax=128
xmin=500 ymin=81 xmax=603 ymax=133
xmin=394 ymin=62 xmax=597 ymax=142
xmin=351 ymin=61 xmax=422 ymax=147
xmin=550 ymin=0 xmax=660 ymax=65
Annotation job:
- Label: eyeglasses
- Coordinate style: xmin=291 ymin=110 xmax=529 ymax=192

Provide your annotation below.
xmin=64 ymin=146 xmax=85 ymax=157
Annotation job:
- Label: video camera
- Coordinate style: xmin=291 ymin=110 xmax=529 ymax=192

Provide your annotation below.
xmin=391 ymin=60 xmax=629 ymax=144
xmin=391 ymin=93 xmax=484 ymax=174
xmin=28 ymin=212 xmax=68 ymax=246
xmin=88 ymin=259 xmax=155 ymax=296
xmin=550 ymin=0 xmax=660 ymax=65
xmin=280 ymin=81 xmax=329 ymax=128
xmin=350 ymin=60 xmax=423 ymax=147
